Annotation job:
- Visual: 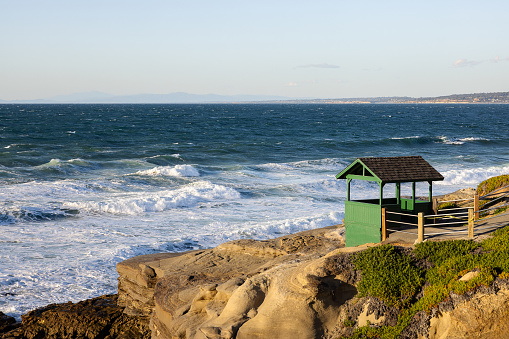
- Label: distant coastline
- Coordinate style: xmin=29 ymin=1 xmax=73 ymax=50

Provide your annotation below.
xmin=2 ymin=91 xmax=509 ymax=104
xmin=260 ymin=91 xmax=509 ymax=104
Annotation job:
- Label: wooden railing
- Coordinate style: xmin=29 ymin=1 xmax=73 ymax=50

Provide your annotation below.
xmin=382 ymin=185 xmax=509 ymax=242
xmin=382 ymin=208 xmax=473 ymax=243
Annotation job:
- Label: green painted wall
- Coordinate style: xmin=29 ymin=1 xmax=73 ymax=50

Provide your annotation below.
xmin=344 ymin=200 xmax=381 ymax=247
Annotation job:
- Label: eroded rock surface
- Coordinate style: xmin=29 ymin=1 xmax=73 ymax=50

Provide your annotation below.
xmin=117 ymin=226 xmax=348 ymax=338
xmin=427 ymin=281 xmax=509 ymax=339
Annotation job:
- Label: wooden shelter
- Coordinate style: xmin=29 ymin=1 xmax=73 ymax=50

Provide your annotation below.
xmin=336 ymin=156 xmax=444 ymax=247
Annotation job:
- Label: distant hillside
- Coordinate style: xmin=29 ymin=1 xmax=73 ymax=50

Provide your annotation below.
xmin=281 ymin=91 xmax=509 ymax=104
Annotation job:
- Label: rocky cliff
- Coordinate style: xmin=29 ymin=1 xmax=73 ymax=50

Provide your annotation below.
xmin=114 ymin=223 xmax=509 ymax=339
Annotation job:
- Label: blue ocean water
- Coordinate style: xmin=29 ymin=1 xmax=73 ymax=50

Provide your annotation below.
xmin=1 ymin=103 xmax=508 ymax=318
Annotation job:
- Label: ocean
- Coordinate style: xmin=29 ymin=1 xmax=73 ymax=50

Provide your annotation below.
xmin=1 ymin=103 xmax=508 ymax=319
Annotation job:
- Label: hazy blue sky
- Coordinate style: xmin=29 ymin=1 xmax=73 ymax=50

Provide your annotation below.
xmin=1 ymin=0 xmax=509 ymax=100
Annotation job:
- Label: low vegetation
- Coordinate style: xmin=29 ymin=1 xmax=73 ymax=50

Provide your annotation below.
xmin=476 ymin=174 xmax=509 ymax=217
xmin=343 ymin=226 xmax=509 ymax=339
xmin=436 ymin=201 xmax=457 ymax=210
xmin=476 ymin=174 xmax=509 ymax=196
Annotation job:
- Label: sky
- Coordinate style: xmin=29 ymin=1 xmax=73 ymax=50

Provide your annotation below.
xmin=1 ymin=0 xmax=509 ymax=100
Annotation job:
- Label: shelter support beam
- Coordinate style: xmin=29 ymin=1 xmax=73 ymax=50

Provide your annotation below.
xmin=379 ymin=182 xmax=385 ymax=205
xmin=347 ymin=179 xmax=351 ymax=201
xmin=412 ymin=182 xmax=416 ymax=209
xmin=396 ymin=183 xmax=401 ymax=205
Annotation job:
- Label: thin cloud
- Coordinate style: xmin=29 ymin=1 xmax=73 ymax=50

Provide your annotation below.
xmin=452 ymin=58 xmax=482 ymax=67
xmin=492 ymin=56 xmax=509 ymax=63
xmin=296 ymin=63 xmax=340 ymax=69
xmin=453 ymin=55 xmax=509 ymax=67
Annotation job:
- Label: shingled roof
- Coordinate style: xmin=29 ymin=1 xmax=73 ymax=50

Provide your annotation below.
xmin=336 ymin=156 xmax=444 ymax=183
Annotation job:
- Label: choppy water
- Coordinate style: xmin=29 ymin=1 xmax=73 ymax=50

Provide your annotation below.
xmin=1 ymin=103 xmax=508 ymax=318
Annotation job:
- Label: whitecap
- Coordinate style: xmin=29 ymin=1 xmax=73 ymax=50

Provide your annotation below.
xmin=390 ymin=136 xmax=420 ymax=140
xmin=436 ymin=136 xmax=490 ymax=145
xmin=39 ymin=159 xmax=63 ymax=167
xmin=457 ymin=137 xmax=490 ymax=142
xmin=135 ymin=164 xmax=200 ymax=177
xmin=436 ymin=136 xmax=464 ymax=145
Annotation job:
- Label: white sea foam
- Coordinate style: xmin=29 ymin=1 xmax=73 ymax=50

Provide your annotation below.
xmin=255 ymin=211 xmax=344 ymax=236
xmin=135 ymin=164 xmax=200 ymax=177
xmin=257 ymin=158 xmax=348 ymax=172
xmin=181 ymin=211 xmax=345 ymax=249
xmin=438 ymin=165 xmax=509 ymax=187
xmin=63 ymin=181 xmax=241 ymax=215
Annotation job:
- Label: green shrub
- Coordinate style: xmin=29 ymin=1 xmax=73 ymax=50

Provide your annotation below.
xmin=414 ymin=240 xmax=479 ymax=266
xmin=480 ymin=226 xmax=509 ymax=273
xmin=353 ymin=245 xmax=423 ymax=307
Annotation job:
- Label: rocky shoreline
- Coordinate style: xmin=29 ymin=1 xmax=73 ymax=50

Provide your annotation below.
xmin=3 ymin=188 xmax=509 ymax=339
xmin=0 ymin=295 xmax=150 ymax=339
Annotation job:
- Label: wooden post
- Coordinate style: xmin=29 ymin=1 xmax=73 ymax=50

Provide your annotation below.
xmin=381 ymin=208 xmax=387 ymax=242
xmin=474 ymin=193 xmax=479 ymax=220
xmin=432 ymin=198 xmax=438 ymax=215
xmin=468 ymin=208 xmax=474 ymax=238
xmin=417 ymin=212 xmax=424 ymax=243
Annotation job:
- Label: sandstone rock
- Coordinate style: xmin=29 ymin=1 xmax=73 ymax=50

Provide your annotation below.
xmin=428 ymin=286 xmax=509 ymax=339
xmin=116 ymin=225 xmax=346 ymax=338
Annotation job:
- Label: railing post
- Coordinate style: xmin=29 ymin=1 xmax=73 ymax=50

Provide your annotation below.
xmin=381 ymin=208 xmax=386 ymax=242
xmin=474 ymin=194 xmax=479 ymax=220
xmin=417 ymin=212 xmax=424 ymax=243
xmin=468 ymin=208 xmax=474 ymax=238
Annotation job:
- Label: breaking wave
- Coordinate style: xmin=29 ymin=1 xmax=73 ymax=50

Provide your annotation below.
xmin=63 ymin=181 xmax=240 ymax=215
